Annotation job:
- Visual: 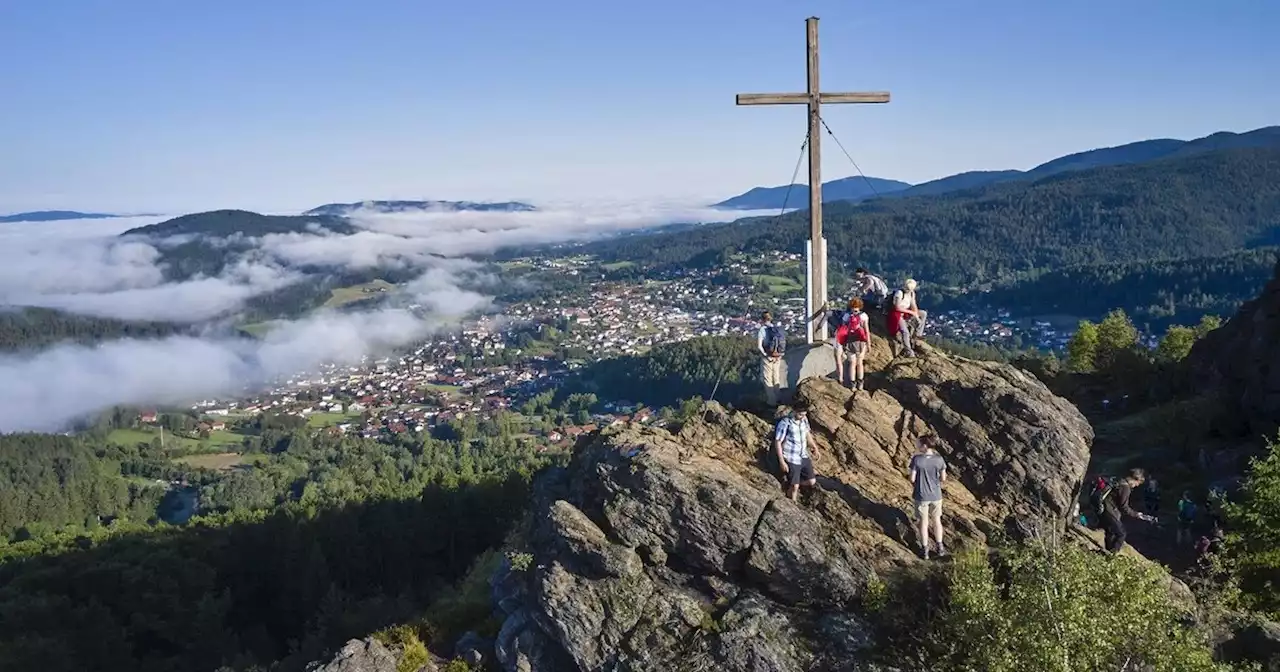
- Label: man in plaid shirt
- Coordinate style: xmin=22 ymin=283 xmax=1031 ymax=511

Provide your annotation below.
xmin=774 ymin=402 xmax=819 ymax=501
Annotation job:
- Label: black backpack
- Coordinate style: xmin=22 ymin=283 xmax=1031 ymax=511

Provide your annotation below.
xmin=1088 ymin=475 xmax=1114 ymax=517
xmin=763 ymin=325 xmax=786 ymax=356
xmin=827 ymin=309 xmax=849 ymax=333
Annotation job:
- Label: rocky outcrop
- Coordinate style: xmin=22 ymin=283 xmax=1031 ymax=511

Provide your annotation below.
xmin=307 ymin=638 xmax=406 ymax=672
xmin=491 ymin=345 xmax=1094 ymax=671
xmin=1191 ymin=257 xmax=1280 ymax=435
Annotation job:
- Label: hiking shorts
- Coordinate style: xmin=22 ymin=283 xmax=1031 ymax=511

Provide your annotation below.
xmin=828 ymin=337 xmax=844 ymax=354
xmin=914 ymin=499 xmax=943 ymax=523
xmin=786 ymin=458 xmax=815 ymax=487
xmin=847 ymin=340 xmax=868 ymax=355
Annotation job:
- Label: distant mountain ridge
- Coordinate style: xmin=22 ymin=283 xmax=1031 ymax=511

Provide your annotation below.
xmin=713 ymin=176 xmax=911 ymax=210
xmin=121 ymin=210 xmax=359 ymax=238
xmin=716 ymin=125 xmax=1280 ymax=209
xmin=0 ymin=210 xmax=124 ymax=223
xmin=304 ymin=200 xmax=537 ymax=216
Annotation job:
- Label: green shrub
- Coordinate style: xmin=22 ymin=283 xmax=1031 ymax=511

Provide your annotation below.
xmin=872 ymin=542 xmax=1230 ymax=671
xmin=1223 ymin=435 xmax=1280 ymax=616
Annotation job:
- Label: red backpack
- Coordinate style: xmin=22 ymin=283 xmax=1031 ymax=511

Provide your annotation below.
xmin=847 ymin=312 xmax=869 ymax=343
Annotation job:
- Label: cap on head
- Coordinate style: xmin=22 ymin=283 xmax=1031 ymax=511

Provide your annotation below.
xmin=905 ymin=278 xmax=918 ymax=291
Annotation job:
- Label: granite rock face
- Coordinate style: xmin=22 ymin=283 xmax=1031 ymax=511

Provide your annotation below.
xmin=1191 ymin=258 xmax=1280 ymax=435
xmin=491 ymin=344 xmax=1094 ymax=671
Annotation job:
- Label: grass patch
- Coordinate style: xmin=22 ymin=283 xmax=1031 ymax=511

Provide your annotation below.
xmin=108 ymin=427 xmax=248 ymax=452
xmin=237 ymin=321 xmax=281 ymax=338
xmin=601 ymin=261 xmax=636 ymax=271
xmin=324 ymin=279 xmax=395 ymax=309
xmin=750 ymin=273 xmax=803 ymax=295
xmin=420 ymin=383 xmax=462 ymax=395
xmin=107 ymin=428 xmax=201 ymax=449
xmin=173 ymin=452 xmax=245 ymax=471
xmin=305 ymin=411 xmax=360 ymax=428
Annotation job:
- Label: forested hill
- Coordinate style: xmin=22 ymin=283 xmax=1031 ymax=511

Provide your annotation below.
xmin=0 ymin=308 xmax=191 ymax=352
xmin=893 ymin=125 xmax=1280 ymax=198
xmin=121 ymin=209 xmax=359 ymax=238
xmin=589 ymin=146 xmax=1280 ymax=286
xmin=935 ymin=247 xmax=1280 ymax=330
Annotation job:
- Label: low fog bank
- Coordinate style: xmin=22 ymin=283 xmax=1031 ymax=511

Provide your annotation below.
xmin=0 ymin=268 xmax=490 ymax=433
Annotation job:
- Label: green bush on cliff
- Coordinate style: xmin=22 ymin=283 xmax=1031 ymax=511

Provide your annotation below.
xmin=1223 ymin=435 xmax=1280 ymax=617
xmin=871 ymin=542 xmax=1231 ymax=671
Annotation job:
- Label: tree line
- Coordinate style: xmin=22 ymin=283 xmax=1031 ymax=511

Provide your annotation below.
xmin=935 ymin=249 xmax=1279 ymax=332
xmin=0 ymin=417 xmax=554 ymax=671
xmin=584 ymin=147 xmax=1280 ymax=287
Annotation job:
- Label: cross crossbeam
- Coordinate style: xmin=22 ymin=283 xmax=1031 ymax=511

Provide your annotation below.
xmin=736 ymin=92 xmax=890 ymax=106
xmin=736 ymin=17 xmax=889 ymax=346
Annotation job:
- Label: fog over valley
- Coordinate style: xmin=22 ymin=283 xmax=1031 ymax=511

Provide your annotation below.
xmin=0 ymin=202 xmax=770 ymax=431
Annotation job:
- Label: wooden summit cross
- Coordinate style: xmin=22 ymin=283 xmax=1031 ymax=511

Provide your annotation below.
xmin=737 ymin=16 xmax=889 ymax=345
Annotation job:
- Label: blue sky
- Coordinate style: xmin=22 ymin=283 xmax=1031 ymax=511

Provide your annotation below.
xmin=1 ymin=0 xmax=1277 ymax=213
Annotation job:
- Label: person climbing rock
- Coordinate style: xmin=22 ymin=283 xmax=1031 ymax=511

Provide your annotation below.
xmin=843 ymin=298 xmax=872 ymax=391
xmin=1098 ymin=468 xmax=1156 ymax=554
xmin=1176 ymin=490 xmax=1198 ymax=546
xmin=774 ymin=402 xmax=818 ymax=501
xmin=889 ymin=279 xmax=928 ymax=359
xmin=1143 ymin=475 xmax=1161 ymax=514
xmin=909 ymin=434 xmax=948 ymax=559
xmin=851 ymin=267 xmax=890 ymax=313
xmin=757 ymin=311 xmax=788 ymax=406
xmin=819 ymin=301 xmax=852 ymax=385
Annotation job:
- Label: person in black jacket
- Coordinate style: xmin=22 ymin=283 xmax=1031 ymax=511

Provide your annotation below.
xmin=1101 ymin=468 xmax=1157 ymax=554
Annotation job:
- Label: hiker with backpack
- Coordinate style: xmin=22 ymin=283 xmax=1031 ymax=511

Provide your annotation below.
xmin=910 ymin=434 xmax=949 ymax=559
xmin=1092 ymin=468 xmax=1157 ymax=554
xmin=819 ymin=301 xmax=853 ymax=385
xmin=1176 ymin=490 xmax=1198 ymax=546
xmin=887 ymin=279 xmax=926 ymax=358
xmin=852 ymin=267 xmax=890 ymax=314
xmin=840 ymin=298 xmax=872 ymax=391
xmin=774 ymin=401 xmax=818 ymax=501
xmin=757 ymin=311 xmax=788 ymax=406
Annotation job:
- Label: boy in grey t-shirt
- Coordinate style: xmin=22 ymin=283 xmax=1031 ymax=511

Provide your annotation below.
xmin=909 ymin=434 xmax=948 ymax=559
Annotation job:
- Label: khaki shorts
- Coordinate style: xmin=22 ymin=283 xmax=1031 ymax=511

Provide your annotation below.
xmin=915 ymin=499 xmax=943 ymax=523
xmin=847 ymin=340 xmax=868 ymax=355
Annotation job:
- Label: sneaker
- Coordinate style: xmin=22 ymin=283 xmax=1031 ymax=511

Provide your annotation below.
xmin=936 ymin=543 xmax=948 ymax=557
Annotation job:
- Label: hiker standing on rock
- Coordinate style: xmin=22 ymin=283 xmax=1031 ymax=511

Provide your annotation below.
xmin=909 ymin=435 xmax=948 ymax=559
xmin=757 ymin=311 xmax=788 ymax=406
xmin=1098 ymin=468 xmax=1157 ymax=554
xmin=842 ymin=298 xmax=872 ymax=391
xmin=774 ymin=402 xmax=818 ymax=501
xmin=818 ymin=301 xmax=853 ymax=385
xmin=888 ymin=279 xmax=926 ymax=358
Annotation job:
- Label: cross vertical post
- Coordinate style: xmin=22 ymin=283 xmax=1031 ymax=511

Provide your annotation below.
xmin=806 ymin=16 xmax=824 ymax=347
xmin=736 ymin=16 xmax=890 ymax=346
